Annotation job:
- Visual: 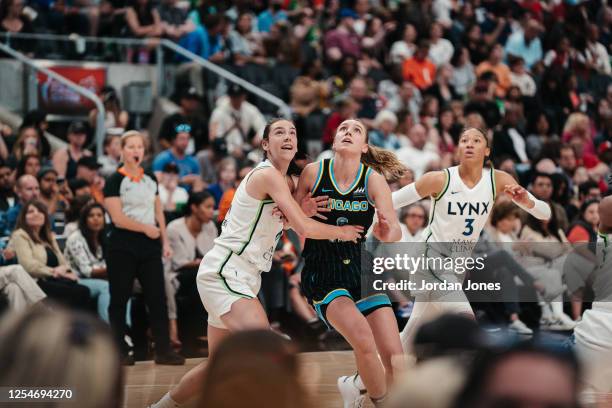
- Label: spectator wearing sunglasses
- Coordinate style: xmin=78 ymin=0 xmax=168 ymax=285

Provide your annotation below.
xmin=153 ymin=124 xmax=203 ymax=192
xmin=158 ymin=87 xmax=208 ymax=151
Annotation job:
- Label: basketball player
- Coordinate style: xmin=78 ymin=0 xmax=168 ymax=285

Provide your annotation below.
xmin=573 ymin=195 xmax=612 ymax=395
xmin=294 ymin=119 xmax=406 ymax=407
xmin=151 ymin=119 xmax=363 ymax=408
xmin=337 ymin=127 xmax=552 ymax=407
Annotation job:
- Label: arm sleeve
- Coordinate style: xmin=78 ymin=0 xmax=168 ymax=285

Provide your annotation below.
xmin=513 ymin=191 xmax=551 ymax=220
xmin=392 ymin=183 xmax=422 ymax=210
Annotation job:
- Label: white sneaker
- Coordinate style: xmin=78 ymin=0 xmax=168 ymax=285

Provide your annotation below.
xmin=542 ymin=316 xmax=576 ymax=331
xmin=555 ymin=313 xmax=577 ymax=330
xmin=337 ymin=375 xmax=366 ymax=408
xmin=508 ymin=319 xmax=533 ymax=335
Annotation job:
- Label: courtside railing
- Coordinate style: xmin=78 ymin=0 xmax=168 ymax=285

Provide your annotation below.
xmin=0 ymin=32 xmax=292 ymax=116
xmin=0 ymin=42 xmax=106 ymax=156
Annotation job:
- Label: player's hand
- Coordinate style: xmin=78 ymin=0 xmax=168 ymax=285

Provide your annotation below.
xmin=504 ymin=184 xmax=531 ymax=207
xmin=301 ymin=192 xmax=331 ymax=220
xmin=337 ymin=225 xmax=365 ymax=243
xmin=272 ymin=206 xmax=290 ymax=229
xmin=143 ymin=224 xmax=161 ymax=239
xmin=372 ymin=212 xmax=391 ymax=242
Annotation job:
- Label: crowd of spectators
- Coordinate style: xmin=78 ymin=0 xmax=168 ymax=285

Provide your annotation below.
xmin=0 ymin=0 xmax=611 ymax=377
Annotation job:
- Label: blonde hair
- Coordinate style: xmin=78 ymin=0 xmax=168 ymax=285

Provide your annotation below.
xmin=335 ymin=118 xmax=408 ymax=181
xmin=0 ymin=305 xmax=122 ymax=408
xmin=120 ymin=130 xmax=145 ymax=148
xmin=563 ymin=112 xmax=590 ymax=136
xmin=361 ymin=145 xmax=408 ymax=181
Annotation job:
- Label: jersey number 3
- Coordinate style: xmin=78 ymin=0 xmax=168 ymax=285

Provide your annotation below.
xmin=462 ymin=218 xmax=475 ymax=236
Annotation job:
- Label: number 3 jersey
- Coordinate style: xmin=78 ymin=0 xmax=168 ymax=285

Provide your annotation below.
xmin=423 ymin=166 xmax=496 ymax=253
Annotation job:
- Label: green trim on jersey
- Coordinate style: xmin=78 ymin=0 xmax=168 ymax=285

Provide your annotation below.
xmin=434 ymin=168 xmax=451 ymax=202
xmin=427 ymin=168 xmax=451 ymax=229
xmin=490 ymin=167 xmax=497 ymax=200
xmin=599 ymin=232 xmax=609 ymax=264
xmin=236 ymin=199 xmax=275 ymax=256
xmin=329 ymin=159 xmax=364 ymax=195
xmin=217 ymin=250 xmax=253 ymax=298
xmin=311 ymin=161 xmax=324 ymax=194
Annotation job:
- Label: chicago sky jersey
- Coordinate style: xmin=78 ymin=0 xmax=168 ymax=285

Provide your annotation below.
xmin=302 ymin=158 xmax=375 ymax=262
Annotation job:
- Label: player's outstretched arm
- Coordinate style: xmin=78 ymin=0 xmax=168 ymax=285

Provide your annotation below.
xmin=249 ymin=167 xmax=364 ymax=242
xmin=367 ymin=171 xmax=402 ymax=242
xmin=392 ymin=170 xmax=447 ymax=210
xmin=495 ymin=170 xmax=551 ymax=220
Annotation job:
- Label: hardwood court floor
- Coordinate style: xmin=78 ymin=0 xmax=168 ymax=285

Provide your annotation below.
xmin=124 ymin=351 xmax=357 ymax=408
xmin=124 ymin=351 xmax=612 ymax=408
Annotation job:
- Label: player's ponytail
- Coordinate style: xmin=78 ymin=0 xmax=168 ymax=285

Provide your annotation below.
xmin=361 ymin=145 xmax=408 ymax=182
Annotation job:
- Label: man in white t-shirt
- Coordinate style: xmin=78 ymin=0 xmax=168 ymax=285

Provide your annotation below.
xmin=209 ymin=83 xmax=266 ymax=159
xmin=395 ymin=124 xmax=440 ymax=178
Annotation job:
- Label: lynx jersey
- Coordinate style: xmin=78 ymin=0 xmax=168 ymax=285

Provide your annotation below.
xmin=214 ymin=160 xmax=283 ymax=271
xmin=423 ymin=166 xmax=496 ymax=255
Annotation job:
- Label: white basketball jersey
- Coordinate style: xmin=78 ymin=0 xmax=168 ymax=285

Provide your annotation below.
xmin=214 ymin=160 xmax=283 ymax=272
xmin=423 ymin=166 xmax=496 ymax=253
xmin=574 ymin=232 xmax=612 ymax=349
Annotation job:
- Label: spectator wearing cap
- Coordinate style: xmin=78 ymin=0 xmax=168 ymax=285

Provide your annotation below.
xmin=37 ymin=167 xmax=67 ymax=235
xmin=505 ymin=18 xmax=543 ymax=70
xmin=324 ymin=8 xmax=361 ymax=62
xmin=208 ymin=83 xmax=266 ymax=159
xmin=402 ymin=40 xmax=437 ymax=91
xmin=158 ymin=87 xmax=208 ymax=151
xmin=99 ymin=132 xmax=122 ymax=178
xmin=152 ymin=125 xmax=202 ymax=192
xmin=75 ymin=157 xmax=104 ymax=203
xmin=257 ymin=0 xmax=287 ymax=34
xmin=88 ymin=87 xmax=129 ymax=133
xmin=52 ymin=121 xmax=93 ymax=181
xmin=3 ymin=174 xmax=39 ymax=235
xmin=157 ymin=163 xmax=189 ymax=216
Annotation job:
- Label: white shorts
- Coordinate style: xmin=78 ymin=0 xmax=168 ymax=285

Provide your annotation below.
xmin=197 ymin=246 xmax=262 ymax=329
